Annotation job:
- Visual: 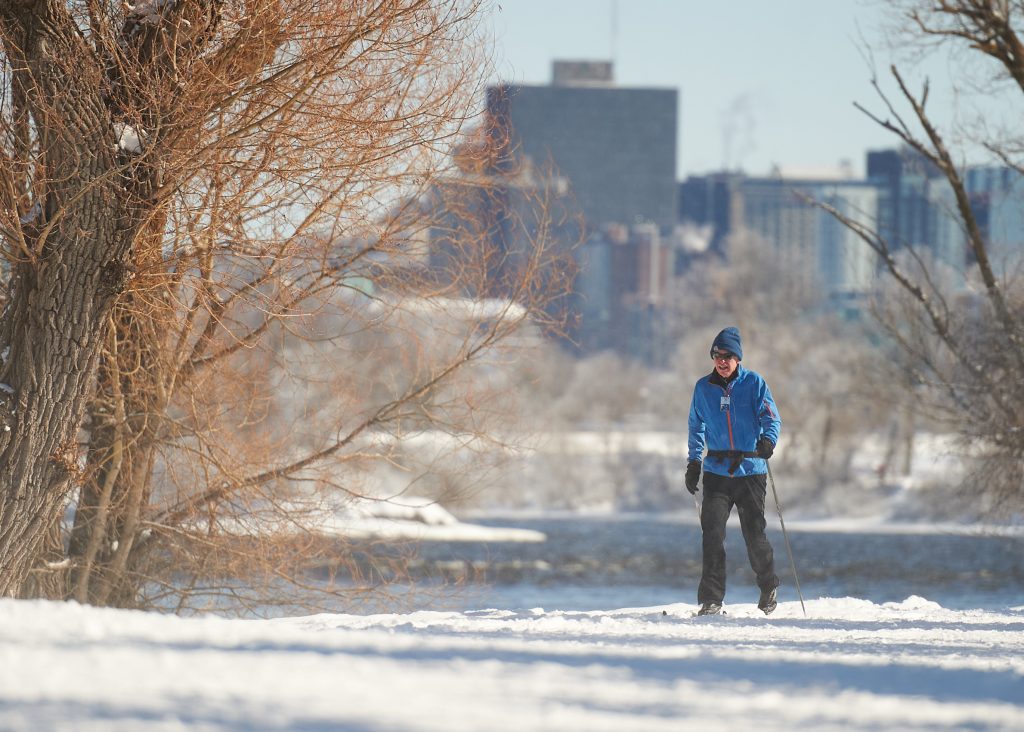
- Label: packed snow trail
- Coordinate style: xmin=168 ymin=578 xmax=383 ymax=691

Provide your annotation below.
xmin=0 ymin=596 xmax=1021 ymax=731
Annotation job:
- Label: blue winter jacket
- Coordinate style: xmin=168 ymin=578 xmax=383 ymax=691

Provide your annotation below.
xmin=687 ymin=365 xmax=781 ymax=477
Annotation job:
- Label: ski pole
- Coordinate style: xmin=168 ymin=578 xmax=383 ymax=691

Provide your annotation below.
xmin=767 ymin=463 xmax=806 ymax=617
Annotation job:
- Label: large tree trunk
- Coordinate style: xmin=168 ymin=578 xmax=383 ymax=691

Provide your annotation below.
xmin=0 ymin=243 xmax=133 ymax=597
xmin=0 ymin=3 xmax=135 ymax=596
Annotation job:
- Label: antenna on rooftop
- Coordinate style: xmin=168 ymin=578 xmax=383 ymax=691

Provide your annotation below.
xmin=610 ymin=0 xmax=618 ymax=66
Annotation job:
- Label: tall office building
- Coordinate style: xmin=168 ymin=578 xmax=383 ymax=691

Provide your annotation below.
xmin=815 ymin=183 xmax=880 ymax=301
xmin=735 ymin=176 xmax=879 ymax=302
xmin=867 ymin=147 xmax=964 ymax=265
xmin=481 ymin=61 xmax=678 ymax=361
xmin=677 ymin=148 xmax=987 ymax=306
xmin=574 ymin=222 xmax=673 ymax=361
xmin=486 ymin=61 xmax=678 ymax=231
xmin=969 ymin=166 xmax=1024 ymax=277
xmin=676 ymin=172 xmax=742 ymax=259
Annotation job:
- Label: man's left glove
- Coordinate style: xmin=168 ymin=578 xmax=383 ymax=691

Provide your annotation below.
xmin=756 ymin=436 xmax=775 ymax=460
xmin=685 ymin=460 xmax=702 ymax=495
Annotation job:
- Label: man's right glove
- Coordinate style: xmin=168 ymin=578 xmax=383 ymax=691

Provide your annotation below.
xmin=685 ymin=460 xmax=702 ymax=495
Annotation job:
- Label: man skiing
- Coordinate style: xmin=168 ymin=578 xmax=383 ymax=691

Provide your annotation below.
xmin=685 ymin=326 xmax=782 ymax=616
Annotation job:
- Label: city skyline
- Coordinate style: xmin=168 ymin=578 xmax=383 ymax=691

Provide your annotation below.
xmin=485 ymin=0 xmax=1004 ymax=180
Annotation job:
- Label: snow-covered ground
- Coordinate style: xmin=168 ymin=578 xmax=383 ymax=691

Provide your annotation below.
xmin=1 ymin=595 xmax=1022 ymax=731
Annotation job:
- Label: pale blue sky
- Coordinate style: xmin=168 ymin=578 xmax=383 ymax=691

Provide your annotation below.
xmin=484 ymin=0 xmax=973 ymax=179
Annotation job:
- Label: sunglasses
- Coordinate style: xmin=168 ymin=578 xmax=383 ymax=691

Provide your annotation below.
xmin=711 ymin=351 xmax=737 ymax=362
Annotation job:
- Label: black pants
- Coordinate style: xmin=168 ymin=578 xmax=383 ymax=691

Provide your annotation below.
xmin=697 ymin=471 xmax=779 ymax=605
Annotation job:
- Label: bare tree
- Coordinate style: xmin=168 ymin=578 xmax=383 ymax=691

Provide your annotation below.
xmin=818 ymin=0 xmax=1024 ymax=514
xmin=0 ymin=1 xmax=571 ymax=608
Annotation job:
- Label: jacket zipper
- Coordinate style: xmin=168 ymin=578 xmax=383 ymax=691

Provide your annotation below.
xmin=725 ymin=382 xmax=735 ymax=450
xmin=715 ymin=382 xmax=736 ymax=451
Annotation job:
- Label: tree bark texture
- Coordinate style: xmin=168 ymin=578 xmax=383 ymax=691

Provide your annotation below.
xmin=0 ymin=2 xmax=135 ymax=596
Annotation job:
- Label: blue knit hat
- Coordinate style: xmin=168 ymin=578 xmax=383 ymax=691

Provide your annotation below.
xmin=710 ymin=326 xmax=743 ymax=360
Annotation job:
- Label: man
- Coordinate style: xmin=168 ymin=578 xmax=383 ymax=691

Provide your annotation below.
xmin=685 ymin=326 xmax=781 ymax=616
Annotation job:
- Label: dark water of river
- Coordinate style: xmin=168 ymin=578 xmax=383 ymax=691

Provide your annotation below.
xmin=391 ymin=515 xmax=1024 ymax=612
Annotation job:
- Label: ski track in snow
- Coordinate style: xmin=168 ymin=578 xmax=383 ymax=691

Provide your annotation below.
xmin=0 ymin=596 xmax=1022 ymax=731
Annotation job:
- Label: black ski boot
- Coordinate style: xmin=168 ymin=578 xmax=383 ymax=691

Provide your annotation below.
xmin=697 ymin=602 xmax=723 ymax=616
xmin=758 ymin=587 xmax=778 ymax=615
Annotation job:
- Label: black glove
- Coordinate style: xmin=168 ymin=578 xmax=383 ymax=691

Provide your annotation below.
xmin=756 ymin=436 xmax=775 ymax=460
xmin=685 ymin=460 xmax=701 ymax=495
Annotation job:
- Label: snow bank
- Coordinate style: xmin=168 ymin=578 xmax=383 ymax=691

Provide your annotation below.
xmin=0 ymin=596 xmax=1020 ymax=730
xmin=196 ymin=494 xmax=546 ymax=543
